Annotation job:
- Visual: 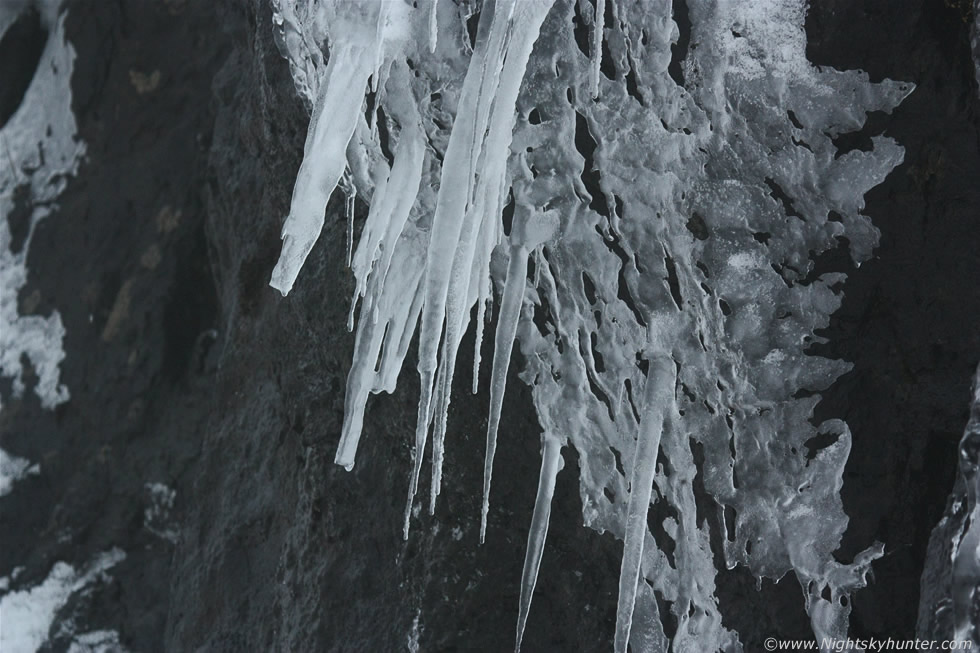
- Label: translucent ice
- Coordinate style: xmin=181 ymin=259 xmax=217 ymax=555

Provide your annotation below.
xmin=267 ymin=0 xmax=914 ymax=648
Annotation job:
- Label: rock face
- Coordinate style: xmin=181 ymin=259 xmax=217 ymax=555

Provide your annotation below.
xmin=0 ymin=1 xmax=977 ymax=652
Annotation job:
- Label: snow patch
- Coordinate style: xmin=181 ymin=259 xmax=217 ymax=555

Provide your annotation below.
xmin=0 ymin=1 xmax=83 ymax=414
xmin=0 ymin=448 xmax=39 ymax=497
xmin=0 ymin=549 xmax=125 ymax=653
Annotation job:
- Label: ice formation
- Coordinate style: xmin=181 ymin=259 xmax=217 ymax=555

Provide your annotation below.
xmin=0 ymin=0 xmax=80 ymax=413
xmin=0 ymin=0 xmax=81 ymax=512
xmin=268 ymin=0 xmax=913 ymax=649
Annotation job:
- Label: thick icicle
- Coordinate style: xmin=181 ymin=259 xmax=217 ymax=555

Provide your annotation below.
xmin=334 ymin=82 xmax=425 ymax=471
xmin=614 ymin=354 xmax=676 ymax=653
xmin=589 ymin=0 xmax=605 ymax=99
xmin=515 ymin=435 xmax=563 ymax=653
xmin=270 ymin=44 xmax=374 ymax=296
xmin=334 ymin=240 xmax=425 ymax=471
xmin=348 ymin=64 xmax=424 ymax=311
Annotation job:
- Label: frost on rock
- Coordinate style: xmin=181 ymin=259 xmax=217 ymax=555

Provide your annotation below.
xmin=268 ymin=0 xmax=913 ymax=649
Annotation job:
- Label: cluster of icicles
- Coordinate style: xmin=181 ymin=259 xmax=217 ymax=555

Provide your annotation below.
xmin=270 ymin=2 xmax=575 ymax=647
xmin=268 ymin=0 xmax=913 ymax=650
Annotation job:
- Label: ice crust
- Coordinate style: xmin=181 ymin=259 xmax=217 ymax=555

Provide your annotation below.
xmin=268 ymin=0 xmax=913 ymax=649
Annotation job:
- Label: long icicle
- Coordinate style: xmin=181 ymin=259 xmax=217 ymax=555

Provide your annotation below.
xmin=472 ymin=281 xmax=490 ymax=394
xmin=428 ymin=0 xmax=439 ymax=53
xmin=344 ymin=173 xmax=356 ymax=268
xmin=412 ymin=0 xmax=555 ymax=540
xmin=481 ymin=207 xmax=558 ymax=542
xmin=614 ymin=354 xmax=675 ymax=653
xmin=589 ymin=0 xmax=606 ymax=99
xmin=430 ymin=208 xmax=489 ymax=512
xmin=481 ymin=241 xmax=530 ymax=542
xmin=429 ymin=338 xmax=453 ymax=512
xmin=404 ymin=368 xmax=436 ymax=539
xmin=334 ymin=70 xmax=425 ymax=471
xmin=515 ymin=435 xmax=563 ymax=652
xmin=408 ymin=2 xmax=513 ymax=532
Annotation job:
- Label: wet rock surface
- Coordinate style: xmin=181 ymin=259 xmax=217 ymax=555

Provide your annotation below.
xmin=0 ymin=0 xmax=977 ymax=651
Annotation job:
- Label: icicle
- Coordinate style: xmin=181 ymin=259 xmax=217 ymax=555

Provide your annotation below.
xmin=404 ymin=368 xmax=436 ymax=539
xmin=515 ymin=435 xmax=563 ymax=653
xmin=414 ymin=0 xmax=554 ymax=393
xmin=614 ymin=354 xmax=676 ymax=653
xmin=429 ymin=339 xmax=453 ymax=513
xmin=482 ymin=209 xmax=559 ymax=542
xmin=412 ymin=0 xmax=510 ymax=441
xmin=369 ymin=75 xmax=425 ymax=298
xmin=412 ymin=0 xmax=555 ymax=538
xmin=472 ymin=181 xmax=505 ymax=396
xmin=533 ymin=246 xmax=542 ymax=288
xmin=431 ymin=197 xmax=495 ymax=512
xmin=428 ymin=0 xmax=439 ymax=53
xmin=481 ymin=244 xmax=529 ymax=543
xmin=343 ymin=172 xmax=356 ymax=269
xmin=335 ymin=311 xmax=388 ymax=472
xmin=334 ymin=247 xmax=425 ymax=471
xmin=590 ymin=0 xmax=605 ymax=99
xmin=270 ymin=44 xmax=373 ymax=296
xmin=472 ymin=283 xmax=490 ymax=394
xmin=372 ymin=3 xmax=391 ymax=93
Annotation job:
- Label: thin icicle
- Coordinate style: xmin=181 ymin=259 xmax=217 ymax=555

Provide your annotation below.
xmin=472 ymin=172 xmax=506 ymax=396
xmin=428 ymin=0 xmax=439 ymax=53
xmin=472 ymin=281 xmax=490 ymax=394
xmin=481 ymin=243 xmax=529 ymax=542
xmin=590 ymin=0 xmax=605 ymax=99
xmin=515 ymin=435 xmax=563 ymax=653
xmin=430 ymin=198 xmax=495 ymax=511
xmin=481 ymin=209 xmax=559 ymax=542
xmin=414 ymin=0 xmax=554 ymax=398
xmin=412 ymin=0 xmax=555 ymax=539
xmin=614 ymin=354 xmax=675 ymax=653
xmin=343 ymin=172 xmax=356 ymax=269
xmin=404 ymin=368 xmax=436 ymax=539
xmin=429 ymin=339 xmax=453 ymax=512
xmin=533 ymin=246 xmax=542 ymax=288
xmin=411 ymin=0 xmax=513 ymax=460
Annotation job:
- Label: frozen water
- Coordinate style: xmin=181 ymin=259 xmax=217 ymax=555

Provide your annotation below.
xmin=268 ymin=0 xmax=913 ymax=648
